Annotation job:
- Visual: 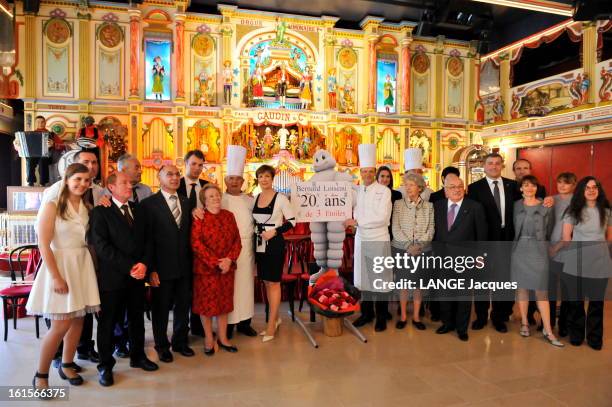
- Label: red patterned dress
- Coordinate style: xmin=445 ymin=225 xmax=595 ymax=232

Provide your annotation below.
xmin=191 ymin=209 xmax=242 ymax=317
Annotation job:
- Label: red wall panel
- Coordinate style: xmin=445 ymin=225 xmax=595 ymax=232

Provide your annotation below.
xmin=518 ymin=139 xmax=612 ymax=196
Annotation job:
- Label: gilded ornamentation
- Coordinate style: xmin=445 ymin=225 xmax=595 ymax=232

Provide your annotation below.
xmin=447 ymin=56 xmax=463 ymax=77
xmin=338 ymin=47 xmax=357 ymax=69
xmin=98 ymin=22 xmax=123 ymax=48
xmin=45 ymin=18 xmax=71 ymax=44
xmin=192 ymin=33 xmax=215 ymax=57
xmin=412 ymin=52 xmax=429 ymax=74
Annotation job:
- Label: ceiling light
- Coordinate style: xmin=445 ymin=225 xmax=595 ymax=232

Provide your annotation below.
xmin=469 ymin=0 xmax=573 ymax=16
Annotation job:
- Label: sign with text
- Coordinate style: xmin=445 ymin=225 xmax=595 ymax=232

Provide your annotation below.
xmin=291 ymin=181 xmax=352 ymax=222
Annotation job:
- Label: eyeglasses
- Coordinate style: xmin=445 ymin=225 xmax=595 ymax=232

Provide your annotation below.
xmin=444 ymin=185 xmax=463 ymax=190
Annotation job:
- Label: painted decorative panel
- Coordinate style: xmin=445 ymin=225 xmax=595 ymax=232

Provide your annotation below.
xmin=479 ymin=59 xmax=500 ymax=97
xmin=337 ymin=45 xmax=358 ymax=114
xmin=192 ymin=33 xmax=216 ymax=106
xmin=509 ymin=67 xmax=587 ymax=120
xmin=376 ymin=58 xmax=397 ymax=114
xmin=596 ymin=58 xmax=612 ymax=102
xmin=96 ymin=22 xmax=124 ymax=99
xmin=445 ymin=55 xmax=463 ymax=117
xmin=43 ymin=18 xmax=72 ymax=97
xmin=411 ymin=49 xmax=430 ymax=115
xmin=145 ymin=38 xmax=172 ymax=101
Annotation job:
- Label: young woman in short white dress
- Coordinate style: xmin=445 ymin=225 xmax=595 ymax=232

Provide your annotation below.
xmin=27 ymin=163 xmax=100 ymax=392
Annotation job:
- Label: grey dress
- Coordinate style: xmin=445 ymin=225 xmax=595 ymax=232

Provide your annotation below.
xmin=561 ymin=208 xmax=612 ymax=279
xmin=511 ymin=201 xmax=552 ymax=290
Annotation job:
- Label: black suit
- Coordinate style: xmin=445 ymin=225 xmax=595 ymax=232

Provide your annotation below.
xmin=433 ymin=198 xmax=487 ymax=334
xmin=89 ymin=202 xmax=148 ymax=369
xmin=177 ymin=178 xmax=208 ymax=211
xmin=428 ymin=188 xmax=446 ymax=204
xmin=140 ymin=191 xmax=193 ymax=351
xmin=467 ymin=177 xmax=520 ymax=324
xmin=177 ymin=177 xmax=207 ymax=336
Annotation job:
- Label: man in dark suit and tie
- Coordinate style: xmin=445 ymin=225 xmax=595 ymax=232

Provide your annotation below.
xmin=178 ymin=150 xmax=209 ymax=211
xmin=111 ymin=153 xmax=153 ymax=359
xmin=467 ymin=152 xmax=520 ymax=333
xmin=89 ymin=172 xmax=158 ymax=386
xmin=140 ymin=165 xmax=195 ymax=362
xmin=429 ymin=166 xmax=461 ymax=204
xmin=434 ymin=174 xmax=487 ymax=341
xmin=176 ymin=150 xmax=208 ymax=337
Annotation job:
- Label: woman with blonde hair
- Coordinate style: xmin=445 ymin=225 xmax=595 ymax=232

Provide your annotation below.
xmin=27 ymin=163 xmax=101 ymax=394
xmin=392 ymin=172 xmax=434 ymax=330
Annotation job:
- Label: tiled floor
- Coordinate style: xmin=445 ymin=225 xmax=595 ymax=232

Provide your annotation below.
xmin=0 ymin=303 xmax=610 ymax=407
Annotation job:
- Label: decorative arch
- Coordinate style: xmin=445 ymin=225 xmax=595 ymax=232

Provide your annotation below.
xmin=409 ymin=129 xmax=432 ymax=168
xmin=237 ymin=27 xmax=319 ymax=67
xmin=376 ymin=127 xmax=400 ymax=164
xmin=334 ymin=126 xmax=360 ymax=166
xmin=143 ymin=9 xmax=172 ymax=25
xmin=186 ymin=119 xmax=221 ymax=163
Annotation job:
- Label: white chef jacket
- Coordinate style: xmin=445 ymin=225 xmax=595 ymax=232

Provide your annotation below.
xmin=353 ymin=181 xmax=393 ymax=291
xmin=222 ymin=192 xmax=256 ymax=324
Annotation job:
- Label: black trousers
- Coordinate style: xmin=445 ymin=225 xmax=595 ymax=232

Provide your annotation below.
xmin=151 ymin=276 xmax=191 ymax=351
xmin=560 ymin=272 xmax=608 ymax=345
xmin=26 ymin=157 xmax=50 ymax=185
xmin=474 ymin=299 xmax=513 ymax=324
xmin=360 ymin=292 xmax=389 ymax=321
xmin=97 ymin=282 xmax=146 ymax=370
xmin=441 ymin=301 xmax=472 ymax=334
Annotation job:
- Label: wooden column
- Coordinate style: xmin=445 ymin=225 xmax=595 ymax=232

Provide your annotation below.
xmin=175 ymin=14 xmax=185 ymax=101
xmin=367 ymin=36 xmax=378 ymax=112
xmin=582 ymin=22 xmax=597 ymax=104
xmin=467 ymin=44 xmax=478 ymax=122
xmin=128 ymin=9 xmax=141 ymax=99
xmin=433 ymin=36 xmax=444 ymax=119
xmin=78 ymin=17 xmax=91 ymax=100
xmin=24 ymin=14 xmax=37 ymax=98
xmin=499 ymin=53 xmax=511 ymax=121
xmin=322 ymin=16 xmax=339 ymax=111
xmin=400 ymin=37 xmax=412 ymax=114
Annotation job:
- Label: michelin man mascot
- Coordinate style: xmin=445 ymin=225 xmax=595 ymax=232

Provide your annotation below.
xmin=308 ymin=149 xmax=354 ymax=285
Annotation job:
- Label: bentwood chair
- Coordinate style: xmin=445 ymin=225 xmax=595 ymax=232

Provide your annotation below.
xmin=1 ymin=245 xmax=42 ymax=341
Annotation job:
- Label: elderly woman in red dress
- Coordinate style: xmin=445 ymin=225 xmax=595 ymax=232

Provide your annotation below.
xmin=192 ymin=184 xmax=242 ymax=355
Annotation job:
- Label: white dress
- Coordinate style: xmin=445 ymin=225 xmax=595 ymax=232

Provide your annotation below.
xmin=26 ymin=200 xmax=100 ymax=320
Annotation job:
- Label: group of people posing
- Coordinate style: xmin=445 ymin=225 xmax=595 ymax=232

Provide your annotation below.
xmin=26 ymin=146 xmax=297 ymax=394
xmin=348 ymin=146 xmax=610 ymax=352
xmin=23 ymin=143 xmax=610 ymax=398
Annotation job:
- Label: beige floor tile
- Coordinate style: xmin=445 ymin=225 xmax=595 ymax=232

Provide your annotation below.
xmin=1 ymin=303 xmax=610 ymax=407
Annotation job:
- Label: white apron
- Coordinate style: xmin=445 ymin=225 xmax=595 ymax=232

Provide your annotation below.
xmin=353 ymin=182 xmax=393 ymax=292
xmin=222 ymin=193 xmax=256 ymax=324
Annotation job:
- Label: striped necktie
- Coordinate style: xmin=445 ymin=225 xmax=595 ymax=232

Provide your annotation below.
xmin=169 ymin=195 xmax=181 ymax=226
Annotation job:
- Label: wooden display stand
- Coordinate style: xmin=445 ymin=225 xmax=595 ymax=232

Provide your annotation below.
xmin=322 ymin=316 xmax=343 ymax=337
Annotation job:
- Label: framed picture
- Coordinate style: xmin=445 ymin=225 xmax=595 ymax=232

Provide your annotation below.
xmin=7 ymin=187 xmax=46 ymax=215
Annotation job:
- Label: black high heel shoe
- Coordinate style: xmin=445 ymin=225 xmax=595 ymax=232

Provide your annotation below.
xmin=217 ymin=339 xmax=238 ymax=353
xmin=58 ymin=363 xmax=84 ymax=386
xmin=32 ymin=372 xmax=53 ymax=400
xmin=204 ymin=346 xmax=215 ymax=356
